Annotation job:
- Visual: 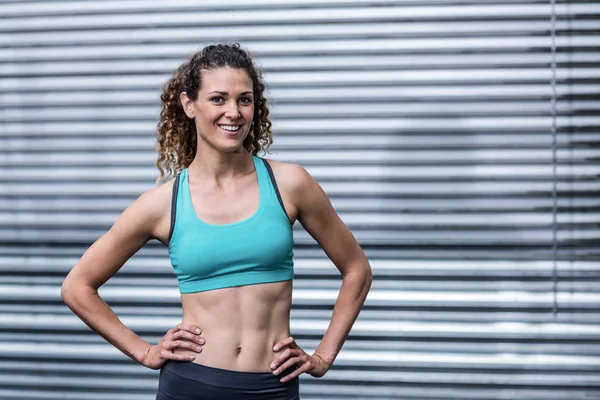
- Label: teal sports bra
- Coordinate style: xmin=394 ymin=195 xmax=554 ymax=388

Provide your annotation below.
xmin=167 ymin=155 xmax=295 ymax=294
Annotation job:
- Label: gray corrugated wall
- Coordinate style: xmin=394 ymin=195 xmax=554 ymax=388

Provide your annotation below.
xmin=1 ymin=1 xmax=599 ymax=399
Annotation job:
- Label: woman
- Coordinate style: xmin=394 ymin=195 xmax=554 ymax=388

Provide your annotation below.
xmin=61 ymin=43 xmax=372 ymax=399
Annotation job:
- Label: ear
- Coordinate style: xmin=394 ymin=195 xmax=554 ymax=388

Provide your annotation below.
xmin=179 ymin=91 xmax=195 ymax=119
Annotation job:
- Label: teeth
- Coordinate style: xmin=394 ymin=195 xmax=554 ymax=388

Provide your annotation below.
xmin=218 ymin=125 xmax=241 ymax=132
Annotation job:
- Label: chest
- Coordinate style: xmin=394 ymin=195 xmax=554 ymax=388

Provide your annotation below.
xmin=188 ymin=174 xmax=260 ymax=226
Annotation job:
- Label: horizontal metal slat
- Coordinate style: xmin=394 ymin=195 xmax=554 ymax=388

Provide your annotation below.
xmin=1 ymin=4 xmax=598 ymax=33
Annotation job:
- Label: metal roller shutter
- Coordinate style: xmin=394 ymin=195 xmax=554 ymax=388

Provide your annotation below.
xmin=1 ymin=1 xmax=598 ymax=399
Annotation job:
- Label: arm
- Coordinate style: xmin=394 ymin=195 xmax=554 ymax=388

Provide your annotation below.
xmin=294 ymin=165 xmax=373 ymax=368
xmin=61 ymin=188 xmax=165 ymax=365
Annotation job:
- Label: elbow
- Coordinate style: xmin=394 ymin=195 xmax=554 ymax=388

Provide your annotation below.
xmin=351 ymin=265 xmax=372 ymax=302
xmin=365 ymin=266 xmax=373 ymax=290
xmin=345 ymin=260 xmax=373 ymax=288
xmin=60 ymin=278 xmax=75 ymax=305
xmin=359 ymin=257 xmax=373 ymax=283
xmin=361 ymin=261 xmax=373 ymax=293
xmin=61 ymin=274 xmax=90 ymax=306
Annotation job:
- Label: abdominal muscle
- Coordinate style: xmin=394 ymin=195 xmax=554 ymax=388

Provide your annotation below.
xmin=173 ymin=279 xmax=293 ymax=373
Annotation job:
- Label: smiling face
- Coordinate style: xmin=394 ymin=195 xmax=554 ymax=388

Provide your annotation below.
xmin=180 ymin=67 xmax=255 ymax=153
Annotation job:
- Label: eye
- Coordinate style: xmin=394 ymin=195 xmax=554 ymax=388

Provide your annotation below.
xmin=211 ymin=96 xmax=224 ymax=103
xmin=239 ymin=97 xmax=252 ymax=105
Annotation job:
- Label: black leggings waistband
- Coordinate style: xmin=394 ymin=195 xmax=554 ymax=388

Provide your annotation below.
xmin=156 ymin=360 xmax=300 ymax=400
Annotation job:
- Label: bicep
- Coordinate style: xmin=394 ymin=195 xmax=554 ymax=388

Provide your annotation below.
xmin=63 ymin=191 xmax=159 ymax=291
xmin=295 ymin=166 xmax=369 ymax=277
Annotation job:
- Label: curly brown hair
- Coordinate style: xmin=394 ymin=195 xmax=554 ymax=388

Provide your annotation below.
xmin=154 ymin=43 xmax=274 ymax=185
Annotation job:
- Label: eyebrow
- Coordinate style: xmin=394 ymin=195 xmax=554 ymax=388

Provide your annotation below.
xmin=208 ymin=91 xmax=253 ymax=96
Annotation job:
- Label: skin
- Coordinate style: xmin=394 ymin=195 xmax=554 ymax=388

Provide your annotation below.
xmin=61 ymin=67 xmax=372 ymax=384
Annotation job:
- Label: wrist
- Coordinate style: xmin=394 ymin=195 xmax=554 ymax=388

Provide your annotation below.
xmin=136 ymin=343 xmax=153 ymax=365
xmin=313 ymin=352 xmax=333 ymax=369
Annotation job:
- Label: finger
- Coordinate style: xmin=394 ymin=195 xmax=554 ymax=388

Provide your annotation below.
xmin=167 ymin=323 xmax=181 ymax=334
xmin=175 ymin=324 xmax=202 ymax=335
xmin=279 ymin=362 xmax=308 ymax=383
xmin=176 ymin=339 xmax=203 ymax=353
xmin=161 ymin=348 xmax=196 ymax=362
xmin=166 ymin=339 xmax=203 ymax=353
xmin=273 ymin=336 xmax=296 ymax=352
xmin=273 ymin=355 xmax=303 ymax=376
xmin=270 ymin=348 xmax=299 ymax=370
xmin=174 ymin=328 xmax=205 ymax=345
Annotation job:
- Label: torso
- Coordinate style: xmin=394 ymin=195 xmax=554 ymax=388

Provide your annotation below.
xmin=150 ymin=157 xmax=300 ymax=372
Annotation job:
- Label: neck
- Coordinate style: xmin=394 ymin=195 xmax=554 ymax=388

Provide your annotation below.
xmin=187 ymin=147 xmax=254 ymax=187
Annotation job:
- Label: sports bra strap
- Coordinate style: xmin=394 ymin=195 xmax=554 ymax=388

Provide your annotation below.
xmin=262 ymin=158 xmax=288 ymax=218
xmin=168 ymin=172 xmax=181 ymax=242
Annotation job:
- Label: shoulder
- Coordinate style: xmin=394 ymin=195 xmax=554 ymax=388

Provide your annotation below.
xmin=129 ymin=173 xmax=179 ymax=241
xmin=261 ymin=157 xmax=324 ymax=221
xmin=141 ymin=175 xmax=176 ymax=213
xmin=261 ymin=157 xmax=312 ymax=196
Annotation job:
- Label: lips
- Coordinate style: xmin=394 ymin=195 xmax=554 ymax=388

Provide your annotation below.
xmin=218 ymin=124 xmax=242 ymax=133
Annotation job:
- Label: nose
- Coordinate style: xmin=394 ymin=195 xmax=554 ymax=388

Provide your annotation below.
xmin=224 ymin=100 xmax=241 ymax=120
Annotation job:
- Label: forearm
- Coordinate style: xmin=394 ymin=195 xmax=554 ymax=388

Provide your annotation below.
xmin=313 ymin=265 xmax=372 ymax=367
xmin=61 ymin=284 xmax=151 ymax=365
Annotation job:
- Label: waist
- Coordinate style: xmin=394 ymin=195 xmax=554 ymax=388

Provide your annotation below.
xmin=176 ymin=321 xmax=291 ymax=372
xmin=177 ymin=281 xmax=293 ymax=372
